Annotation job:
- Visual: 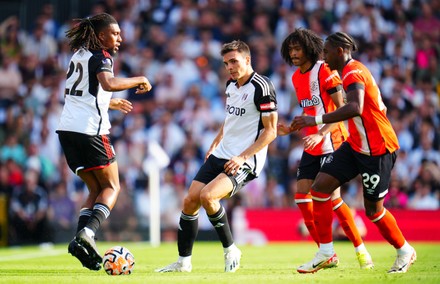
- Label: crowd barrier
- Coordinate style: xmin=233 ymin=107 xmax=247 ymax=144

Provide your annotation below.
xmin=241 ymin=209 xmax=440 ymax=242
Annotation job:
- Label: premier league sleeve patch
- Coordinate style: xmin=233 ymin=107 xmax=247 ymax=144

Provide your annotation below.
xmin=258 ymin=95 xmax=277 ymax=112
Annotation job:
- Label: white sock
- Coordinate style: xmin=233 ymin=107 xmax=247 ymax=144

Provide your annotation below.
xmin=178 ymin=256 xmax=191 ymax=266
xmin=319 ymin=242 xmax=334 ymax=255
xmin=224 ymin=243 xmax=238 ymax=254
xmin=355 ymin=243 xmax=366 ymax=253
xmin=397 ymin=241 xmax=412 ymax=255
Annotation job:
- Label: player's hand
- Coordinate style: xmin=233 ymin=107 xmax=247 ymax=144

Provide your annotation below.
xmin=135 ymin=79 xmax=152 ymax=94
xmin=303 ymin=133 xmax=324 ymax=150
xmin=277 ymin=123 xmax=293 ymax=136
xmin=109 ymin=98 xmax=133 ymax=114
xmin=224 ymin=156 xmax=245 ymax=176
xmin=290 ymin=115 xmax=316 ymax=131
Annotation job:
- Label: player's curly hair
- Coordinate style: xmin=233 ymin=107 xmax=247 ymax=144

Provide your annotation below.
xmin=220 ymin=40 xmax=251 ymax=57
xmin=325 ymin=32 xmax=358 ymax=52
xmin=65 ymin=13 xmax=117 ymax=51
xmin=280 ymin=28 xmax=323 ymax=66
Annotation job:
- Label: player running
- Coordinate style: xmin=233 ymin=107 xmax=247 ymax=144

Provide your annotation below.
xmin=57 ymin=13 xmax=152 ymax=270
xmin=278 ymin=28 xmax=373 ymax=272
xmin=155 ymin=40 xmax=278 ymax=273
xmin=291 ymin=32 xmax=416 ymax=274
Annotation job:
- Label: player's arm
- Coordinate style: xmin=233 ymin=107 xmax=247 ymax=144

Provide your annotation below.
xmin=224 ymin=112 xmax=278 ymax=175
xmin=302 ymin=88 xmax=344 ymax=149
xmin=97 ymin=71 xmax=152 ymax=94
xmin=292 ymin=83 xmax=364 ymax=130
xmin=205 ymin=123 xmax=224 ymax=161
xmin=109 ymin=98 xmax=133 ymax=114
xmin=278 ymin=110 xmax=304 ymax=136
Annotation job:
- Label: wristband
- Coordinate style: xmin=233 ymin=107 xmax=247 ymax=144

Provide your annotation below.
xmin=315 ymin=115 xmax=323 ymax=125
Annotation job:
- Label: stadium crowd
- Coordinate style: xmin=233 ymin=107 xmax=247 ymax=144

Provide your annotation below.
xmin=0 ymin=0 xmax=439 ymax=245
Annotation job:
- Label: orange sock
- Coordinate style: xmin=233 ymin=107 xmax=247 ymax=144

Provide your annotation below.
xmin=368 ymin=208 xmax=405 ymax=248
xmin=311 ymin=189 xmax=333 ymax=244
xmin=295 ymin=193 xmax=319 ymax=245
xmin=332 ymin=198 xmax=363 ymax=247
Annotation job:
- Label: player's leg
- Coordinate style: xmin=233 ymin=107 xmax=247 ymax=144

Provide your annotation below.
xmin=75 ymin=162 xmax=121 ymax=266
xmin=360 ymin=151 xmax=415 ymax=273
xmin=331 ymin=188 xmax=373 ymax=269
xmin=155 ymin=180 xmax=204 ymax=272
xmin=200 ymin=167 xmax=253 ymax=273
xmin=298 ymin=143 xmax=357 ymax=273
xmin=58 ymin=132 xmax=105 ymax=270
xmin=295 ymin=152 xmax=327 ymax=246
xmin=297 ymin=172 xmax=340 ymax=273
xmin=296 ymin=179 xmax=319 ymax=246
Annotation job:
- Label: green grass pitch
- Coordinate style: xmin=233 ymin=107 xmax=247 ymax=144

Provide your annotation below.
xmin=0 ymin=241 xmax=439 ymax=283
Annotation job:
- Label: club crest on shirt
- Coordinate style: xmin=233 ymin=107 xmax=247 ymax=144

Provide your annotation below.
xmin=310 ymin=80 xmax=319 ymax=92
xmin=242 ymin=93 xmax=248 ymax=101
xmin=102 ymin=58 xmax=112 ymax=66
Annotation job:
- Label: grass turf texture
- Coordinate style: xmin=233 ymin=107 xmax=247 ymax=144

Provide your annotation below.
xmin=0 ymin=241 xmax=438 ymax=283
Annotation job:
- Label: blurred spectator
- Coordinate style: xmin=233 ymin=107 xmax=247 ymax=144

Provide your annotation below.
xmin=47 ymin=181 xmax=76 ymax=243
xmin=384 ymin=178 xmax=409 ymax=209
xmin=408 ymin=178 xmax=439 ymax=210
xmin=9 ymin=169 xmax=51 ymax=245
xmin=0 ymin=51 xmax=22 ymax=108
xmin=21 ymin=20 xmax=57 ymax=63
xmin=412 ymin=2 xmax=440 ymax=42
xmin=0 ymin=134 xmax=27 ymax=167
xmin=147 ymin=110 xmax=186 ymax=158
xmin=102 ymin=177 xmax=141 ymax=242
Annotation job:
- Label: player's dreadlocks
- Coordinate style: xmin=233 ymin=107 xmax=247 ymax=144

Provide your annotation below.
xmin=325 ymin=32 xmax=358 ymax=52
xmin=65 ymin=13 xmax=117 ymax=51
xmin=280 ymin=28 xmax=324 ymax=66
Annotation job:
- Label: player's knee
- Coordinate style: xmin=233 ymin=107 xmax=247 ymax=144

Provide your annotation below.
xmin=199 ymin=191 xmax=215 ymax=208
xmin=183 ymin=195 xmax=200 ymax=212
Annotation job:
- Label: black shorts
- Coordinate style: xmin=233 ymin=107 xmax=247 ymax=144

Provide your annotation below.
xmin=57 ymin=131 xmax=116 ymax=174
xmin=320 ymin=142 xmax=397 ymax=201
xmin=297 ymin=151 xmax=331 ymax=180
xmin=193 ymin=155 xmax=256 ymax=197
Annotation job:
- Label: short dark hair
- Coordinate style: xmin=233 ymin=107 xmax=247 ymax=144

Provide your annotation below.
xmin=325 ymin=32 xmax=358 ymax=52
xmin=280 ymin=28 xmax=324 ymax=66
xmin=220 ymin=40 xmax=250 ymax=57
xmin=65 ymin=13 xmax=117 ymax=51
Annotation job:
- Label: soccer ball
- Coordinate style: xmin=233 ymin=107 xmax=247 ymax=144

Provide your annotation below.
xmin=102 ymin=246 xmax=135 ymax=275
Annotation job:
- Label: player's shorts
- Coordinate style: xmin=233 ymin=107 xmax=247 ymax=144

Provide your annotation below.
xmin=320 ymin=142 xmax=397 ymax=202
xmin=194 ymin=155 xmax=256 ymax=197
xmin=297 ymin=151 xmax=331 ymax=180
xmin=57 ymin=131 xmax=116 ymax=175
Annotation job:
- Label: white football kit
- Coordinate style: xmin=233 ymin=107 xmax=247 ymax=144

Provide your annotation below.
xmin=212 ymin=72 xmax=277 ymax=176
xmin=57 ymin=48 xmax=113 ymax=135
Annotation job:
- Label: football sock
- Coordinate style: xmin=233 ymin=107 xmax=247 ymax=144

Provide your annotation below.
xmin=332 ymin=197 xmax=363 ymax=247
xmin=368 ymin=207 xmax=405 ymax=249
xmin=319 ymin=242 xmax=335 ymax=255
xmin=76 ymin=208 xmax=92 ymax=233
xmin=295 ymin=193 xmax=319 ymax=246
xmin=224 ymin=243 xmax=239 ymax=254
xmin=178 ymin=212 xmax=199 ymax=257
xmin=208 ymin=206 xmax=233 ymax=248
xmin=397 ymin=241 xmax=413 ymax=255
xmin=85 ymin=203 xmax=110 ymax=235
xmin=311 ymin=189 xmax=333 ymax=244
xmin=355 ymin=243 xmax=367 ymax=253
xmin=178 ymin=255 xmax=192 ymax=266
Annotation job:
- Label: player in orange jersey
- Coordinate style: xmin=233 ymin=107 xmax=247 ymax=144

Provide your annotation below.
xmin=292 ymin=32 xmax=416 ymax=274
xmin=279 ymin=28 xmax=373 ymax=272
